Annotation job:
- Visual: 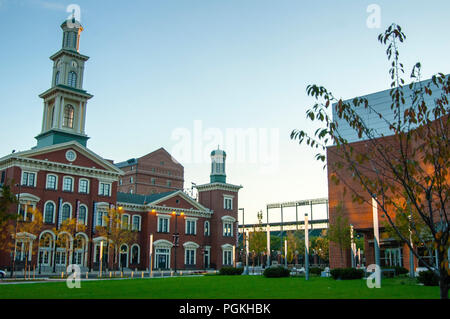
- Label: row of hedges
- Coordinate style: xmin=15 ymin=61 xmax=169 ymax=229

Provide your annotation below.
xmin=330 ymin=268 xmax=365 ymax=280
xmin=309 ymin=267 xmax=324 ymax=276
xmin=219 ymin=267 xmax=244 ymax=275
xmin=381 ymin=266 xmax=409 ymax=277
xmin=263 ymin=266 xmax=291 ymax=277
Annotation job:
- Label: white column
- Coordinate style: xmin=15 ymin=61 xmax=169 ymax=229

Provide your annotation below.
xmin=54 ymin=97 xmax=61 ymax=129
xmin=266 ymin=224 xmax=271 ymax=266
xmin=305 ymin=213 xmax=309 ymax=280
xmin=41 ymin=101 xmax=48 ymax=132
xmin=81 ymin=102 xmax=86 ymax=134
xmin=372 ymin=197 xmax=381 ymax=268
xmin=78 ymin=101 xmax=82 ymax=133
xmin=350 ymin=224 xmax=356 ymax=267
xmin=59 ymin=97 xmax=65 ymax=128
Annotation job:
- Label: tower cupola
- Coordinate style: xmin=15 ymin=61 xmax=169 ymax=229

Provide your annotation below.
xmin=61 ymin=18 xmax=83 ymax=52
xmin=210 ymin=147 xmax=226 ymax=183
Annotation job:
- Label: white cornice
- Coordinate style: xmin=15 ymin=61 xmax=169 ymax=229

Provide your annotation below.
xmin=0 ymin=141 xmax=123 ymax=175
xmin=116 ymin=201 xmax=213 ymax=218
xmin=0 ymin=157 xmax=120 ymax=181
xmin=195 ymin=182 xmax=243 ymax=192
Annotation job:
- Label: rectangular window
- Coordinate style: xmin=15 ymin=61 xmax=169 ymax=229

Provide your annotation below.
xmin=167 ymin=180 xmax=171 ymax=187
xmin=223 ymin=222 xmax=233 ymax=237
xmin=151 ymin=178 xmax=156 ymax=185
xmin=79 ymin=179 xmax=89 ymax=193
xmin=21 ymin=172 xmax=36 ymax=187
xmin=186 ymin=220 xmax=196 ymax=235
xmin=99 ymin=182 xmax=111 ymax=196
xmin=97 ymin=211 xmax=107 ymax=227
xmin=46 ymin=175 xmax=57 ymax=190
xmin=224 ymin=197 xmax=233 ymax=210
xmin=158 ymin=217 xmax=169 ymax=233
xmin=132 ymin=216 xmax=141 ymax=231
xmin=62 ymin=177 xmax=73 ymax=192
xmin=185 ymin=249 xmax=195 ymax=265
xmin=223 ymin=251 xmax=232 ymax=265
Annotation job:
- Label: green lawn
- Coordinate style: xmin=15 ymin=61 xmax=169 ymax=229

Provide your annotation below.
xmin=0 ymin=275 xmax=439 ymax=299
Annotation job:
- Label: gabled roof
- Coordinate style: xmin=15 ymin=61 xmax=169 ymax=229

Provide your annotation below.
xmin=0 ymin=140 xmax=123 ymax=175
xmin=117 ymin=189 xmax=210 ymax=212
xmin=116 ymin=191 xmax=177 ymax=205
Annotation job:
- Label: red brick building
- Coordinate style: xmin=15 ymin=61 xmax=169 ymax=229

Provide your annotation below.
xmin=0 ymin=19 xmax=242 ymax=273
xmin=115 ymin=148 xmax=184 ymax=195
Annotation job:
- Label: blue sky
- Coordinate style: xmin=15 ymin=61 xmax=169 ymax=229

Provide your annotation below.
xmin=1 ymin=0 xmax=449 ymax=224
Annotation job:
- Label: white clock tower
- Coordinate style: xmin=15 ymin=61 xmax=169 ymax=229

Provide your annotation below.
xmin=35 ymin=18 xmax=93 ymax=148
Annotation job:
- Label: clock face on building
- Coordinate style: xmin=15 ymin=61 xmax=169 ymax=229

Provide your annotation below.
xmin=71 ymin=60 xmax=78 ymax=68
xmin=66 ymin=149 xmax=77 ymax=162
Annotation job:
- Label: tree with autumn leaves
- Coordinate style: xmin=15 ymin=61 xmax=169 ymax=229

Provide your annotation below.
xmin=291 ymin=23 xmax=449 ymax=298
xmin=95 ymin=207 xmax=137 ymax=271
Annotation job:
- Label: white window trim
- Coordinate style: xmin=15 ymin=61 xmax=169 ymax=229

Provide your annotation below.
xmin=17 ymin=202 xmax=37 ymax=222
xmin=132 ymin=215 xmax=142 ymax=231
xmin=46 ymin=174 xmax=58 ymax=190
xmin=78 ymin=204 xmax=89 ymax=225
xmin=130 ymin=244 xmax=140 ymax=264
xmin=185 ymin=217 xmax=198 ymax=235
xmin=184 ymin=248 xmax=196 ymax=265
xmin=223 ymin=195 xmax=234 ymax=210
xmin=62 ymin=176 xmax=74 ymax=192
xmin=157 ymin=215 xmax=171 ymax=233
xmin=222 ymin=245 xmax=234 ymax=266
xmin=78 ymin=178 xmax=90 ymax=194
xmin=183 ymin=241 xmax=199 ymax=265
xmin=121 ymin=213 xmax=131 ymax=230
xmin=21 ymin=171 xmax=37 ymax=187
xmin=204 ymin=220 xmax=210 ymax=236
xmin=61 ymin=202 xmax=73 ymax=221
xmin=98 ymin=181 xmax=112 ymax=196
xmin=43 ymin=200 xmax=57 ymax=224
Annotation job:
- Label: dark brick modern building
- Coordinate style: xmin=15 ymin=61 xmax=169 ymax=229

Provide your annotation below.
xmin=327 ymin=80 xmax=447 ymax=272
xmin=0 ymin=19 xmax=242 ymax=273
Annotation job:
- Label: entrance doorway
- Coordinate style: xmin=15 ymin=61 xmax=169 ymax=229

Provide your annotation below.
xmin=119 ymin=244 xmax=129 ymax=269
xmin=155 ymin=248 xmax=170 ymax=269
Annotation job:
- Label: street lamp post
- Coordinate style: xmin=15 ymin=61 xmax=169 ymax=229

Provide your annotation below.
xmin=305 ymin=213 xmax=309 ymax=281
xmin=172 ymin=211 xmax=184 ymax=274
xmin=11 ymin=182 xmax=22 ymax=278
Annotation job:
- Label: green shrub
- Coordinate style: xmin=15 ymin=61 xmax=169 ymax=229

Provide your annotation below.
xmin=382 ymin=266 xmax=408 ymax=277
xmin=309 ymin=267 xmax=323 ymax=276
xmin=417 ymin=270 xmax=439 ymax=286
xmin=330 ymin=268 xmax=364 ymax=280
xmin=263 ymin=266 xmax=291 ymax=278
xmin=219 ymin=267 xmax=244 ymax=275
xmin=394 ymin=266 xmax=409 ymax=276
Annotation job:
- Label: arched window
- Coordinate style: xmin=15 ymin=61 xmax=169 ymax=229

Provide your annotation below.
xmin=44 ymin=202 xmax=55 ymax=224
xmin=68 ymin=71 xmax=77 ymax=87
xmin=39 ymin=232 xmax=53 ymax=266
xmin=55 ymin=71 xmax=60 ymax=85
xmin=63 ymin=105 xmax=74 ymax=128
xmin=61 ymin=204 xmax=71 ymax=222
xmin=131 ymin=245 xmax=140 ymax=264
xmin=204 ymin=221 xmax=210 ymax=236
xmin=78 ymin=205 xmax=87 ymax=225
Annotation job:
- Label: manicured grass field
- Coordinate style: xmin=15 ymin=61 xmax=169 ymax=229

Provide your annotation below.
xmin=0 ymin=275 xmax=439 ymax=299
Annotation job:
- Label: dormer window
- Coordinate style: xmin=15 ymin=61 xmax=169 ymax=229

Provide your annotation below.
xmin=68 ymin=71 xmax=77 ymax=87
xmin=63 ymin=105 xmax=74 ymax=128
